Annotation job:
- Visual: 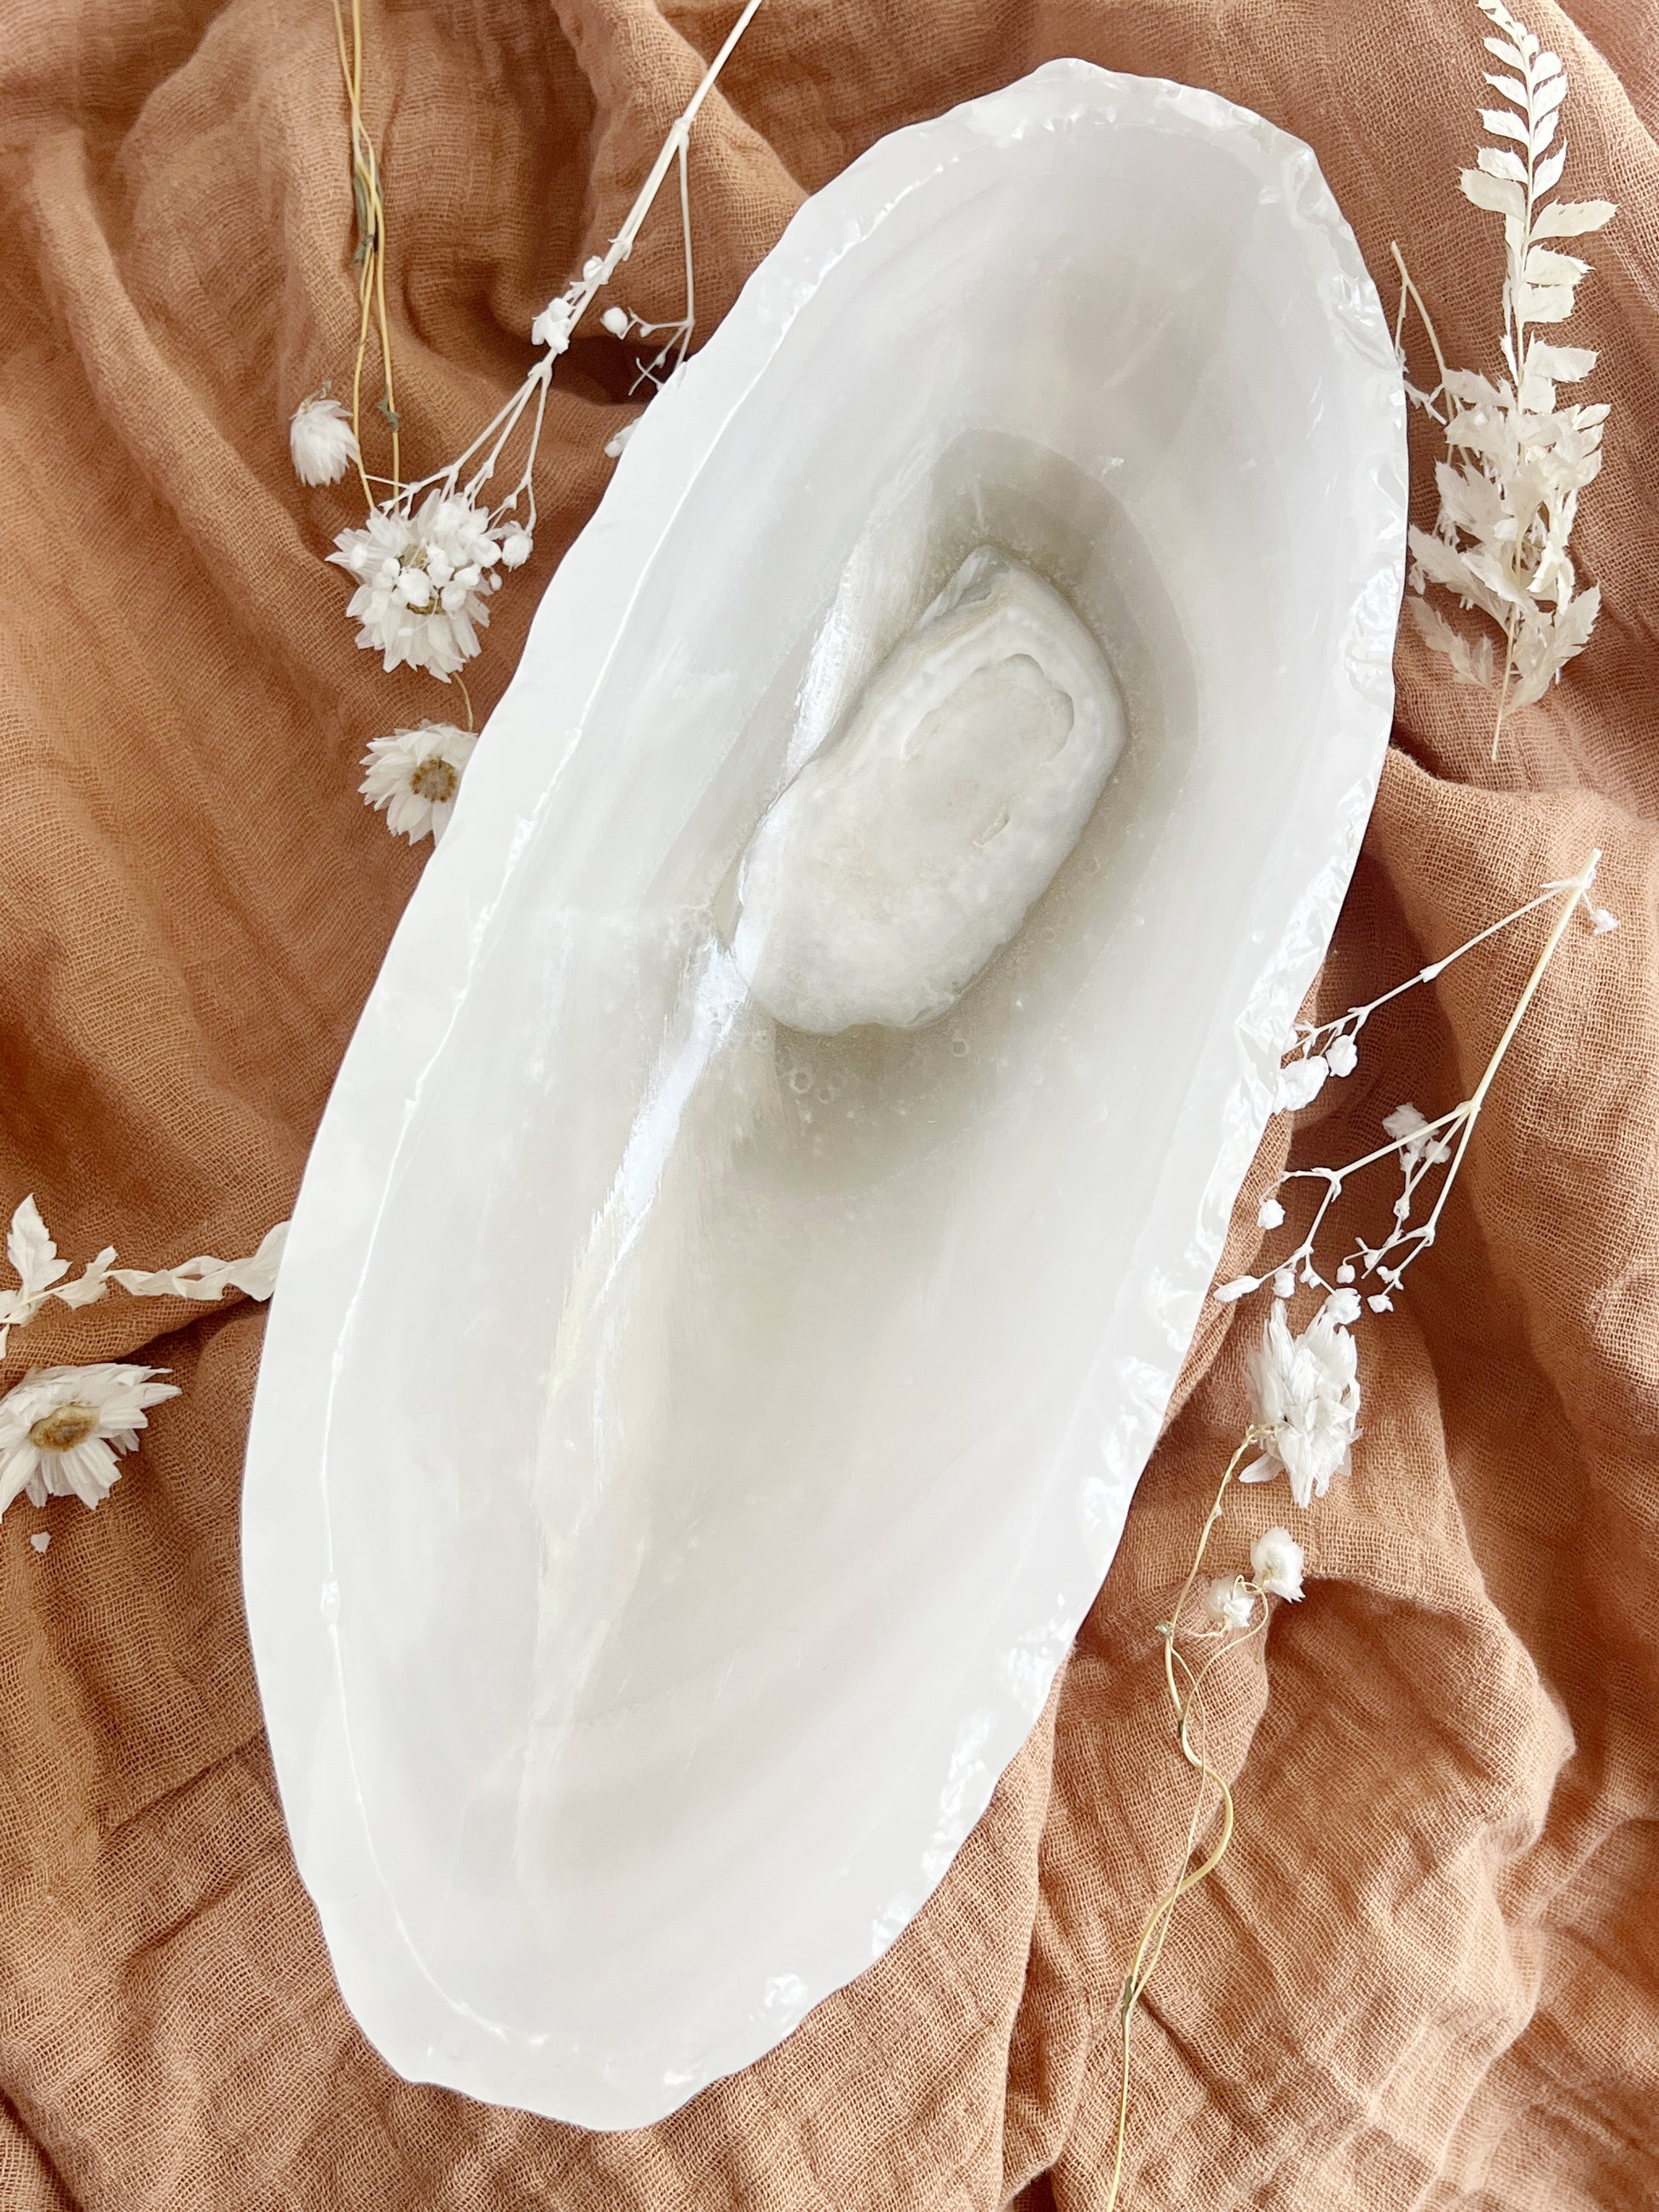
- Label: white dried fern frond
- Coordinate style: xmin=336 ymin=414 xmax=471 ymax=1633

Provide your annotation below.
xmin=1395 ymin=0 xmax=1616 ymax=753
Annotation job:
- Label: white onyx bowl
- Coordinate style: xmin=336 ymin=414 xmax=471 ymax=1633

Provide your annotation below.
xmin=243 ymin=58 xmax=1405 ymax=2129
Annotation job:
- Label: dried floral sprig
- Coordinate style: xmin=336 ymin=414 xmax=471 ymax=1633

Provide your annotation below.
xmin=1104 ymin=844 xmax=1620 ymax=2210
xmin=1105 ymin=1424 xmax=1302 ymax=2209
xmin=316 ymin=0 xmax=763 ymax=703
xmin=1394 ymin=0 xmax=1616 ymax=757
xmin=1217 ymin=849 xmax=1610 ymax=1316
xmin=297 ymin=0 xmax=766 ymax=849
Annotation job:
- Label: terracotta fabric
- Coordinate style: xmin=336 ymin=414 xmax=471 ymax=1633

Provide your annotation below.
xmin=2 ymin=0 xmax=1656 ymax=2203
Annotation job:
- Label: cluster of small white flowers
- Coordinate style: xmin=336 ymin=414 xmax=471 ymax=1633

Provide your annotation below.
xmin=1241 ymin=1298 xmax=1361 ymax=1509
xmin=329 ymin=492 xmax=530 ymax=682
xmin=359 ymin=721 xmax=477 ymax=845
xmin=1397 ymin=0 xmax=1615 ymax=740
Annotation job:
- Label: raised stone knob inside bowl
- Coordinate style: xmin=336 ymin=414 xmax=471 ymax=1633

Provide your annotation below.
xmin=731 ymin=546 xmax=1126 ymax=1033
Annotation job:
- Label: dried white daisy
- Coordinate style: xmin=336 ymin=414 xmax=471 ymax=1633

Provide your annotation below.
xmin=0 ymin=1363 xmax=179 ymax=1516
xmin=330 ymin=492 xmax=506 ymax=679
xmin=1250 ymin=1527 xmax=1306 ymax=1603
xmin=289 ymin=393 xmax=361 ymax=488
xmin=1241 ymin=1299 xmax=1361 ymax=1509
xmin=360 ymin=721 xmax=477 ymax=844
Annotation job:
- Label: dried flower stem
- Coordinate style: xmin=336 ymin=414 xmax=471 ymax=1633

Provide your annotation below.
xmin=1389 ymin=240 xmax=1451 ymax=418
xmin=329 ymin=0 xmax=399 ymax=500
xmin=1104 ymin=1429 xmax=1272 ymax=2212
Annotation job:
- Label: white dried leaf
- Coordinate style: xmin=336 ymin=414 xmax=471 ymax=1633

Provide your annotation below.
xmin=1534 ymin=144 xmax=1566 ymax=194
xmin=1477 ymin=145 xmax=1529 ymax=183
xmin=105 ymin=1221 xmax=286 ymax=1304
xmin=1480 ymin=107 xmax=1531 ymax=145
xmin=8 ymin=1196 xmax=67 ymax=1302
xmin=1460 ymin=167 xmax=1525 ymax=219
xmin=1524 ymin=247 xmax=1589 ymax=286
xmin=54 ymin=1249 xmax=117 ymax=1309
xmin=1532 ymin=199 xmax=1616 ymax=238
xmin=1533 ymin=71 xmax=1569 ymax=116
xmin=1408 ymin=595 xmax=1496 ymax=687
xmin=1512 ymin=281 xmax=1576 ymax=325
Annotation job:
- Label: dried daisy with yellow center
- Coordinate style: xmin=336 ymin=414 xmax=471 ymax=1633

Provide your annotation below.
xmin=0 ymin=1361 xmax=180 ymax=1516
xmin=359 ymin=719 xmax=477 ymax=845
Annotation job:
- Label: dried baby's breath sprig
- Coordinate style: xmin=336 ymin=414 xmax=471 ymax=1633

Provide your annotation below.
xmin=1393 ymin=0 xmax=1616 ymax=758
xmin=1105 ymin=841 xmax=1620 ymax=2209
xmin=1217 ymin=849 xmax=1610 ymax=1316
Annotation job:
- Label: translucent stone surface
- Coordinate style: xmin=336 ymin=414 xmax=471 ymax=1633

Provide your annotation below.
xmin=242 ymin=61 xmax=1406 ymax=2130
xmin=732 ymin=546 xmax=1126 ymax=1032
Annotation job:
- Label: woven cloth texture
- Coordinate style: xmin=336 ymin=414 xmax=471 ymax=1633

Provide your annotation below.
xmin=2 ymin=0 xmax=1656 ymax=2204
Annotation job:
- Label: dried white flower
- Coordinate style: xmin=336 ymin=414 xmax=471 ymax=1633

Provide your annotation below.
xmin=1275 ymin=1054 xmax=1329 ymax=1111
xmin=1326 ymin=1032 xmax=1359 ymax=1077
xmin=1250 ymin=1526 xmax=1306 ymax=1603
xmin=1398 ymin=1 xmax=1616 ymax=745
xmin=1383 ymin=1101 xmax=1454 ymax=1167
xmin=289 ymin=394 xmax=361 ymax=488
xmin=1205 ymin=1576 xmax=1257 ymax=1632
xmin=29 ymin=1530 xmax=49 ymax=1553
xmin=360 ymin=721 xmax=477 ymax=844
xmin=531 ymin=294 xmax=580 ymax=354
xmin=499 ymin=530 xmax=533 ymax=569
xmin=1241 ymin=1301 xmax=1361 ymax=1508
xmin=1257 ymin=1197 xmax=1286 ymax=1230
xmin=601 ymin=305 xmax=632 ymax=338
xmin=1588 ymin=904 xmax=1619 ymax=933
xmin=0 ymin=1364 xmax=179 ymax=1517
xmin=330 ymin=492 xmax=506 ymax=679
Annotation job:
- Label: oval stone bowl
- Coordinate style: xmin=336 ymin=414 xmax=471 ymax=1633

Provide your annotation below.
xmin=243 ymin=57 xmax=1405 ymax=2130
